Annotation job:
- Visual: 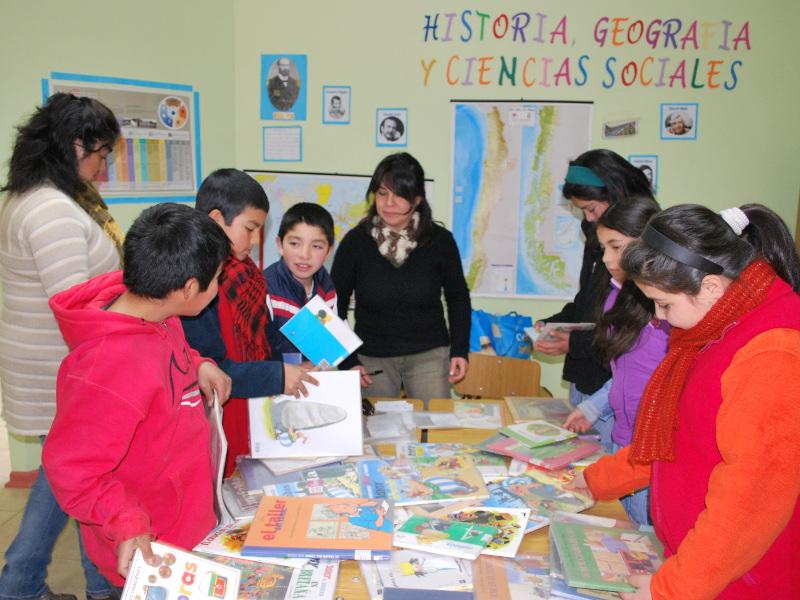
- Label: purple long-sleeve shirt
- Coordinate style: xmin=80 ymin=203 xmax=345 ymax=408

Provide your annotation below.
xmin=605 ymin=279 xmax=670 ymax=446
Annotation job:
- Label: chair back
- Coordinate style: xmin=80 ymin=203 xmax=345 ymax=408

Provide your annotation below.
xmin=454 ymin=352 xmax=542 ymax=398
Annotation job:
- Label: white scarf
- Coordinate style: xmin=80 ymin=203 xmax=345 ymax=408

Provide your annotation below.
xmin=370 ymin=213 xmax=419 ymax=267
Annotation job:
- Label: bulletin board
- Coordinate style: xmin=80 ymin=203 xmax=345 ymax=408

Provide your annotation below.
xmin=43 ymin=72 xmax=202 ymax=204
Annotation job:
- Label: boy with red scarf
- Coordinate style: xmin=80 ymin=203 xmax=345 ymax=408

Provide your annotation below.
xmin=182 ymin=169 xmax=317 ymax=476
xmin=572 ymin=204 xmax=800 ymax=600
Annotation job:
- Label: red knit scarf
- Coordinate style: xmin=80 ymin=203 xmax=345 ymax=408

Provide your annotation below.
xmin=630 ymin=259 xmax=776 ymax=463
xmin=217 ymin=255 xmax=270 ymax=362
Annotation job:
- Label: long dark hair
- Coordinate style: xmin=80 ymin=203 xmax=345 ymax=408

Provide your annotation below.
xmin=562 ymin=149 xmax=654 ymax=205
xmin=622 ymin=203 xmax=800 ymax=294
xmin=594 ymin=196 xmax=661 ymax=363
xmin=360 ymin=152 xmax=435 ymax=245
xmin=3 ymin=93 xmax=120 ymax=198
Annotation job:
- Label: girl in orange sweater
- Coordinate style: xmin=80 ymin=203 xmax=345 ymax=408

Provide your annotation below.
xmin=573 ymin=204 xmax=800 ymax=599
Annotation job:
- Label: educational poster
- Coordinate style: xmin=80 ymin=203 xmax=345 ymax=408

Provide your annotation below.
xmin=261 ymin=54 xmax=308 ymax=121
xmin=47 ymin=73 xmax=200 ymax=202
xmin=263 ymin=126 xmax=302 ymax=162
xmin=246 ymin=170 xmax=433 ymax=270
xmin=451 ymin=101 xmax=592 ymax=299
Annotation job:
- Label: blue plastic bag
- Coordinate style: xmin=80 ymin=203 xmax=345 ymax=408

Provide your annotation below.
xmin=469 ymin=309 xmax=533 ymax=359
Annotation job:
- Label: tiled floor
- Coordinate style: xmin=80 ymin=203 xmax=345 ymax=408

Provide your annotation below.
xmin=0 ymin=393 xmax=85 ymax=599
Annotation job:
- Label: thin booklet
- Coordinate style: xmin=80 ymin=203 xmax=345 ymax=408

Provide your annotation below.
xmin=249 ymin=370 xmax=363 ymax=458
xmin=279 ymin=295 xmax=362 ymax=369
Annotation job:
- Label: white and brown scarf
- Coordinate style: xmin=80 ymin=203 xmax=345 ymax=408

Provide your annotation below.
xmin=370 ymin=213 xmax=419 ymax=267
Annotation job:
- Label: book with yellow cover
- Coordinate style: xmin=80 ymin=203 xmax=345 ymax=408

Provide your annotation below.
xmin=241 ymin=496 xmax=393 ymax=561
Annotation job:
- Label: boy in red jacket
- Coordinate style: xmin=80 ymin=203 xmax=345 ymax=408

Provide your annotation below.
xmin=43 ymin=204 xmax=232 ymax=587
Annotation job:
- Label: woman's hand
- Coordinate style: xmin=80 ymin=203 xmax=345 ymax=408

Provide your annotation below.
xmin=620 ymin=574 xmax=653 ymax=600
xmin=352 ymin=365 xmax=373 ymax=388
xmin=117 ymin=533 xmax=158 ymax=579
xmin=534 ymin=330 xmax=570 ymax=356
xmin=197 ymin=362 xmax=232 ymax=405
xmin=564 ymin=408 xmax=592 ymax=433
xmin=448 ymin=357 xmax=468 ymax=383
xmin=283 ymin=364 xmax=319 ymax=397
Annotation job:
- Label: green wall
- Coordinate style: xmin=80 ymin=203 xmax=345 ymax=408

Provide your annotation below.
xmin=1 ymin=0 xmax=798 ymax=468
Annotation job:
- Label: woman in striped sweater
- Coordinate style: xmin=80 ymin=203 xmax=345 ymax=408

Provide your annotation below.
xmin=0 ymin=93 xmax=123 ymax=600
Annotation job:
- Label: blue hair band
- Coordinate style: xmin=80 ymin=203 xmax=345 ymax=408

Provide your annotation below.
xmin=565 ymin=165 xmax=606 ymax=188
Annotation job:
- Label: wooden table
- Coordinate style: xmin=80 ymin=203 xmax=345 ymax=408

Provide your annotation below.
xmin=333 ymin=397 xmax=627 ymax=599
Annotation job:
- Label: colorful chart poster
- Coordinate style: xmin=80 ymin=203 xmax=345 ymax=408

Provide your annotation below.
xmin=46 ymin=72 xmax=200 ymax=202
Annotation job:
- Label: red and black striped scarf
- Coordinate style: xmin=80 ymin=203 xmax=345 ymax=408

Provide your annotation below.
xmin=216 ymin=255 xmax=270 ymax=362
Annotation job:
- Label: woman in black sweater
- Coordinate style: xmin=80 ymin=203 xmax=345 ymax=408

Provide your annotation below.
xmin=331 ymin=153 xmax=471 ymax=401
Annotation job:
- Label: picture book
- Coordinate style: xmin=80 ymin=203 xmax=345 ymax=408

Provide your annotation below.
xmin=481 ymin=434 xmax=600 ymax=471
xmin=393 ymin=514 xmax=498 ymax=560
xmin=358 ymin=560 xmax=384 ymax=600
xmin=261 ymin=455 xmax=346 ymax=477
xmin=453 ymin=400 xmax=504 ymax=429
xmin=485 ymin=472 xmax=593 ymax=533
xmin=395 ymin=442 xmax=508 ymax=481
xmin=209 ymin=397 xmax=233 ymax=526
xmin=204 ymin=555 xmax=299 ymax=600
xmin=193 ymin=517 xmax=307 ymax=569
xmin=375 ymin=549 xmax=472 ymax=592
xmin=499 ymin=420 xmax=576 ymax=448
xmin=279 ymin=294 xmax=362 ymax=369
xmin=358 ymin=455 xmax=490 ymax=506
xmin=286 ymin=558 xmax=340 ymax=600
xmin=550 ymin=522 xmax=663 ymax=593
xmin=122 ymin=541 xmax=240 ymax=600
xmin=550 ymin=548 xmax=621 ymax=600
xmin=221 ymin=470 xmax=259 ymax=519
xmin=524 ymin=323 xmax=594 ymax=344
xmin=473 ymin=554 xmax=551 ymax=600
xmin=503 ymin=396 xmax=572 ymax=424
xmin=249 ymin=371 xmax=362 ymax=458
xmin=242 ymin=496 xmax=393 ymax=560
xmin=447 ymin=507 xmax=530 ymax=558
xmin=238 ymin=457 xmax=361 ymax=498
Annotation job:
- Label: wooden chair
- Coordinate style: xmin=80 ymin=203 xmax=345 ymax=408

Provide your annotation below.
xmin=454 ymin=352 xmax=544 ymax=398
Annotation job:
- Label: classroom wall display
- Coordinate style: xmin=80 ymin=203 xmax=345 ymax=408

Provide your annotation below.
xmin=246 ymin=170 xmax=433 ymax=270
xmin=263 ymin=126 xmax=303 ymax=162
xmin=376 ymin=108 xmax=408 ymax=147
xmin=322 ymin=86 xmax=351 ymax=125
xmin=451 ymin=100 xmax=592 ymax=299
xmin=628 ymin=155 xmax=659 ymax=192
xmin=261 ymin=54 xmax=308 ymax=121
xmin=660 ymin=103 xmax=698 ymax=140
xmin=45 ymin=72 xmax=201 ymax=204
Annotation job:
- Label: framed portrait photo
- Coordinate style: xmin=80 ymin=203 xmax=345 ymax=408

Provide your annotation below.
xmin=261 ymin=54 xmax=308 ymax=121
xmin=376 ymin=108 xmax=408 ymax=147
xmin=628 ymin=154 xmax=659 ymax=192
xmin=660 ymin=103 xmax=698 ymax=140
xmin=322 ymin=86 xmax=351 ymax=125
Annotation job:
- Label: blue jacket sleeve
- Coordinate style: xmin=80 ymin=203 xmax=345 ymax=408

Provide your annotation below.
xmin=181 ymin=298 xmax=284 ymax=398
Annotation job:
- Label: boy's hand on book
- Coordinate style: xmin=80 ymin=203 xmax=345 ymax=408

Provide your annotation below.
xmin=564 ymin=408 xmax=592 ymax=433
xmin=283 ymin=364 xmax=319 ymax=397
xmin=197 ymin=362 xmax=232 ymax=405
xmin=117 ymin=533 xmax=158 ymax=578
xmin=533 ymin=330 xmax=569 ymax=355
xmin=620 ymin=574 xmax=653 ymax=600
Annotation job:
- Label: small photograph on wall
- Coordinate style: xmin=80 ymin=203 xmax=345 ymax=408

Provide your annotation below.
xmin=261 ymin=54 xmax=307 ymax=121
xmin=376 ymin=108 xmax=407 ymax=147
xmin=628 ymin=154 xmax=659 ymax=192
xmin=660 ymin=103 xmax=697 ymax=140
xmin=322 ymin=86 xmax=351 ymax=125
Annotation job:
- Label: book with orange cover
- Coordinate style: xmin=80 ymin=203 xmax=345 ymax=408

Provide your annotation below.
xmin=241 ymin=495 xmax=393 ymax=561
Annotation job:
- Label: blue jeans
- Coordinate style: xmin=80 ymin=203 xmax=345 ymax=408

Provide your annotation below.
xmin=612 ymin=442 xmax=652 ymax=526
xmin=569 ymin=380 xmax=615 ymax=454
xmin=0 ymin=466 xmax=112 ymax=600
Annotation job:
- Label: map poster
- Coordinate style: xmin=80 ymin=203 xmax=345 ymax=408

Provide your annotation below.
xmin=47 ymin=73 xmax=200 ymax=202
xmin=246 ymin=170 xmax=433 ymax=270
xmin=451 ymin=101 xmax=593 ymax=299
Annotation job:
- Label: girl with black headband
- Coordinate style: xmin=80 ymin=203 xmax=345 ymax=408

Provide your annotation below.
xmin=573 ymin=204 xmax=800 ymax=599
xmin=535 ymin=149 xmax=653 ymax=444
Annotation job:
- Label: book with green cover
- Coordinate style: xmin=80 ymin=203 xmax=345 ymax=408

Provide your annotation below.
xmin=393 ymin=514 xmax=498 ymax=560
xmin=549 ymin=522 xmax=663 ymax=593
xmin=500 ymin=420 xmax=576 ymax=448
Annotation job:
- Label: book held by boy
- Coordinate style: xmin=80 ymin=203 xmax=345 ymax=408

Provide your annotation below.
xmin=241 ymin=495 xmax=393 ymax=561
xmin=279 ymin=295 xmax=362 ymax=369
xmin=121 ymin=541 xmax=240 ymax=600
xmin=549 ymin=522 xmax=663 ymax=593
xmin=248 ymin=370 xmax=362 ymax=459
xmin=393 ymin=514 xmax=498 ymax=560
xmin=499 ymin=420 xmax=576 ymax=448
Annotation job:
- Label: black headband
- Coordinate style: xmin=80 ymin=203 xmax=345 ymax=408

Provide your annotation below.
xmin=641 ymin=224 xmax=724 ymax=274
